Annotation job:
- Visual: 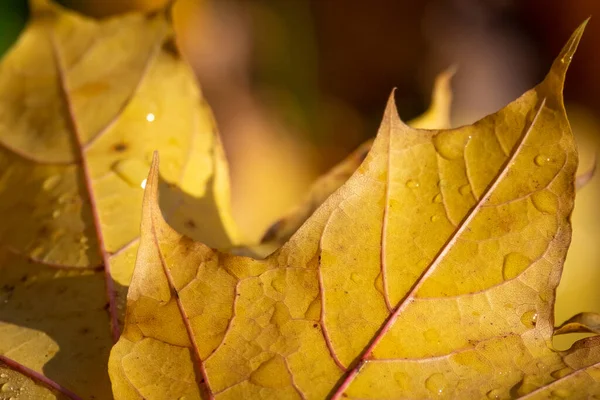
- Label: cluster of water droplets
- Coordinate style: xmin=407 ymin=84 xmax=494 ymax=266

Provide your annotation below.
xmin=0 ymin=372 xmax=27 ymax=399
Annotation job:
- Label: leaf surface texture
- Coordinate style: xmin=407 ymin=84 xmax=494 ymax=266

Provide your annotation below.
xmin=0 ymin=0 xmax=236 ymax=397
xmin=110 ymin=21 xmax=600 ymax=400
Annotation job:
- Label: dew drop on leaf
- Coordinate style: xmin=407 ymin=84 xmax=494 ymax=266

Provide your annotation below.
xmin=531 ymin=191 xmax=558 ymax=214
xmin=406 ymin=180 xmax=420 ymax=189
xmin=111 ymin=159 xmax=151 ymax=189
xmin=57 ymin=193 xmax=72 ymax=205
xmin=424 ymin=373 xmax=447 ymax=396
xmin=432 ymin=193 xmax=443 ymax=203
xmin=520 ymin=310 xmax=538 ymax=329
xmin=485 ymin=388 xmax=503 ymax=399
xmin=423 ymin=328 xmax=440 ymax=343
xmin=534 ymin=154 xmax=553 ymax=166
xmin=393 ymin=371 xmax=409 ymax=390
xmin=271 ymin=275 xmax=286 ymax=294
xmin=350 ymin=273 xmax=361 ymax=283
xmin=459 ymin=184 xmax=472 ymax=196
xmin=515 ymin=376 xmax=539 ymax=396
xmin=52 ymin=209 xmax=61 ymax=219
xmin=430 ymin=215 xmax=440 ymax=222
xmin=1 ymin=382 xmax=11 ymax=392
xmin=551 ymin=367 xmax=573 ymax=379
xmin=502 ymin=252 xmax=532 ymax=280
xmin=433 ymin=132 xmax=464 ymax=160
xmin=550 ymin=389 xmax=570 ymax=399
xmin=42 ymin=175 xmax=60 ymax=191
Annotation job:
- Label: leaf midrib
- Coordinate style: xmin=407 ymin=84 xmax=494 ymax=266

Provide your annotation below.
xmin=49 ymin=17 xmax=165 ymax=343
xmin=329 ymin=98 xmax=547 ymax=399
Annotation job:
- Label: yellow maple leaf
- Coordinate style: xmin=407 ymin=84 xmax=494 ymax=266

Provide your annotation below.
xmin=258 ymin=68 xmax=455 ymax=254
xmin=110 ymin=20 xmax=600 ymax=399
xmin=0 ymin=0 xmax=237 ymax=397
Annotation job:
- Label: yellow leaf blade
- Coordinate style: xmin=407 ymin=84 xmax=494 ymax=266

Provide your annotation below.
xmin=0 ymin=1 xmax=238 ymax=398
xmin=111 ymin=20 xmax=599 ymax=400
xmin=0 ymin=355 xmax=79 ymax=400
xmin=555 ymin=312 xmax=600 ymax=335
xmin=259 ymin=67 xmax=455 ymax=252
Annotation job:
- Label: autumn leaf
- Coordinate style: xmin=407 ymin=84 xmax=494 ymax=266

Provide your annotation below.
xmin=0 ymin=356 xmax=77 ymax=399
xmin=259 ymin=68 xmax=455 ymax=252
xmin=110 ymin=19 xmax=600 ymax=400
xmin=555 ymin=312 xmax=600 ymax=335
xmin=0 ymin=0 xmax=237 ymax=398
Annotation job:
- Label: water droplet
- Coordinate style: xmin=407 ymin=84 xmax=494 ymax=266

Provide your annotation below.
xmin=351 ymin=273 xmax=361 ymax=283
xmin=459 ymin=184 xmax=471 ymax=196
xmin=406 ymin=180 xmax=419 ymax=189
xmin=531 ymin=191 xmax=558 ymax=214
xmin=502 ymin=252 xmax=532 ymax=280
xmin=520 ymin=310 xmax=538 ymax=329
xmin=0 ymin=373 xmax=6 ymax=378
xmin=140 ymin=179 xmax=147 ymax=189
xmin=534 ymin=155 xmax=553 ymax=166
xmin=42 ymin=175 xmax=60 ymax=191
xmin=271 ymin=275 xmax=286 ymax=294
xmin=560 ymin=55 xmax=573 ymax=64
xmin=486 ymin=389 xmax=503 ymax=399
xmin=430 ymin=215 xmax=440 ymax=222
xmin=304 ymin=297 xmax=321 ymax=320
xmin=52 ymin=209 xmax=61 ymax=219
xmin=57 ymin=193 xmax=72 ymax=205
xmin=393 ymin=371 xmax=409 ymax=390
xmin=1 ymin=382 xmax=11 ymax=392
xmin=424 ymin=328 xmax=440 ymax=343
xmin=79 ymin=236 xmax=88 ymax=244
xmin=425 ymin=373 xmax=447 ymax=396
xmin=146 ymin=113 xmax=156 ymax=122
xmin=432 ymin=193 xmax=442 ymax=203
xmin=551 ymin=367 xmax=573 ymax=379
xmin=433 ymin=132 xmax=464 ymax=160
xmin=111 ymin=159 xmax=150 ymax=189
xmin=550 ymin=389 xmax=570 ymax=399
xmin=515 ymin=377 xmax=538 ymax=396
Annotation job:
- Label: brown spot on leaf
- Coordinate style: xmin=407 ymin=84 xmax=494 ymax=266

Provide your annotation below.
xmin=185 ymin=219 xmax=196 ymax=229
xmin=112 ymin=142 xmax=128 ymax=152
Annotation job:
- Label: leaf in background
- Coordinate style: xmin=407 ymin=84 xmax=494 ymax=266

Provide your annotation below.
xmin=555 ymin=312 xmax=600 ymax=335
xmin=110 ymin=21 xmax=600 ymax=399
xmin=0 ymin=355 xmax=78 ymax=399
xmin=259 ymin=68 xmax=455 ymax=252
xmin=0 ymin=0 xmax=237 ymax=397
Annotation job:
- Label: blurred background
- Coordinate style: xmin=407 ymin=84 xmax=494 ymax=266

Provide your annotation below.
xmin=2 ymin=0 xmax=599 ymax=346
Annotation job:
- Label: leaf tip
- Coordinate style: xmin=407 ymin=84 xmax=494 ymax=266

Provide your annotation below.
xmin=552 ymin=18 xmax=589 ymax=74
xmin=144 ymin=151 xmax=160 ymax=209
xmin=29 ymin=0 xmax=53 ymax=15
xmin=383 ymin=88 xmax=403 ymax=125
